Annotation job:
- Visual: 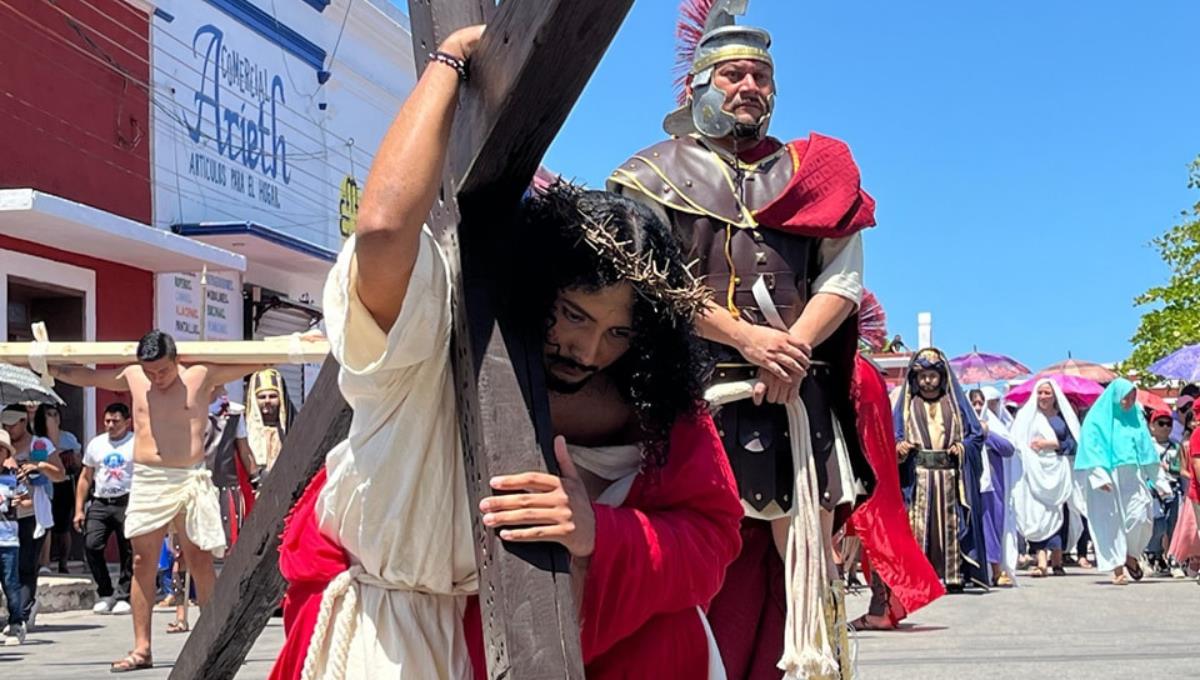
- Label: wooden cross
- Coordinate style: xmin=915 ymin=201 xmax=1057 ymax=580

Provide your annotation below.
xmin=169 ymin=2 xmax=633 ymax=678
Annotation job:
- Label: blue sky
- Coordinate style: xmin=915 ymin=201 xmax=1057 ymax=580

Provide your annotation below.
xmin=401 ymin=2 xmax=1200 ymax=370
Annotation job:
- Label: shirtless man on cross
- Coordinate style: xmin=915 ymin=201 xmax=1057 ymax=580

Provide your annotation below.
xmin=46 ymin=330 xmax=268 ymax=673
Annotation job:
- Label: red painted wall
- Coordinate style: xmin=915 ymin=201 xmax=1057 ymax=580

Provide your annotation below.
xmin=0 ymin=234 xmax=152 ymax=421
xmin=0 ymin=0 xmax=151 ymax=224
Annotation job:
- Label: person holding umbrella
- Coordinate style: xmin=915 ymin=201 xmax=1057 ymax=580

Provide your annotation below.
xmin=1075 ymin=379 xmax=1173 ymax=585
xmin=0 ymin=405 xmax=65 ymax=628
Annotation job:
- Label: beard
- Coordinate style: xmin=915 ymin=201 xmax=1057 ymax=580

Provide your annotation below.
xmin=545 ymin=372 xmax=591 ymax=394
xmin=544 ymin=355 xmax=598 ymax=395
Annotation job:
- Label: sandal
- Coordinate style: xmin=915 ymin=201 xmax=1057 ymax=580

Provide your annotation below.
xmin=1051 ymin=566 xmax=1066 ymax=577
xmin=1029 ymin=567 xmax=1047 ymax=578
xmin=1077 ymin=557 xmax=1093 ymax=569
xmin=849 ymin=614 xmax=896 ymax=631
xmin=166 ymin=620 xmax=189 ymax=634
xmin=1111 ymin=573 xmax=1129 ymax=586
xmin=111 ymin=651 xmax=153 ymax=673
xmin=1126 ymin=560 xmax=1144 ymax=582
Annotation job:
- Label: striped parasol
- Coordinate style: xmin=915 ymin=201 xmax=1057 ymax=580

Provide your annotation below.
xmin=1036 ymin=357 xmax=1118 ymax=384
xmin=0 ymin=363 xmax=64 ymax=406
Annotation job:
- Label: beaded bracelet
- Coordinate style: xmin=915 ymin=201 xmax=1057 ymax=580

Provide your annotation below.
xmin=428 ymin=51 xmax=468 ymax=81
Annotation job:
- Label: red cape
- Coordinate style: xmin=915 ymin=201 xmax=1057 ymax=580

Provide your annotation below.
xmin=846 ymin=354 xmax=945 ymax=616
xmin=230 ymin=453 xmax=257 ymax=545
xmin=752 ymin=133 xmax=876 ymax=239
xmin=268 ymin=414 xmax=743 ymax=680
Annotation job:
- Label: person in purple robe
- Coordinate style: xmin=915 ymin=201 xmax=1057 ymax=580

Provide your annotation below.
xmin=969 ymin=389 xmax=1016 ymax=586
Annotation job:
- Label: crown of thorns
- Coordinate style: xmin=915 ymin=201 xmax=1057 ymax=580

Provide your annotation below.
xmin=576 ymin=211 xmax=712 ymax=319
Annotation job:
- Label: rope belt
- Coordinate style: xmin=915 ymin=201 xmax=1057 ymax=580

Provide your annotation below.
xmin=300 ymin=566 xmax=366 ymax=680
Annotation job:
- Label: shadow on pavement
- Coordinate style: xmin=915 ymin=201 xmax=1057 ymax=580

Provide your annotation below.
xmin=27 ymin=623 xmax=104 ymax=633
xmin=893 ymin=624 xmax=948 ymax=633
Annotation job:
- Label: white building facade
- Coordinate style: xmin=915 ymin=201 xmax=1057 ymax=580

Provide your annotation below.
xmin=145 ymin=0 xmax=416 ymax=400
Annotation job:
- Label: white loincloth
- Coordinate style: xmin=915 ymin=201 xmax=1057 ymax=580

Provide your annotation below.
xmin=125 ymin=463 xmax=226 ymax=557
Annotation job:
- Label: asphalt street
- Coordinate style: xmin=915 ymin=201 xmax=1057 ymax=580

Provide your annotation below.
xmin=6 ymin=566 xmax=1197 ymax=678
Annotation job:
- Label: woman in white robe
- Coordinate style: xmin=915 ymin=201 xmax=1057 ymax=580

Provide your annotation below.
xmin=1010 ymin=379 xmax=1084 ymax=578
xmin=1075 ymin=379 xmax=1174 ymax=585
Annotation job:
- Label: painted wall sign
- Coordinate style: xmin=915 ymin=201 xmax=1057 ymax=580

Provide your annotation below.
xmin=156 ymin=2 xmax=328 ymax=251
xmin=151 ymin=0 xmax=414 ymax=256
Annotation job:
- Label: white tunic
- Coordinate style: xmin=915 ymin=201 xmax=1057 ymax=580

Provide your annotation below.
xmin=306 ymin=230 xmax=477 ymax=679
xmin=1084 ymin=464 xmax=1168 ymax=573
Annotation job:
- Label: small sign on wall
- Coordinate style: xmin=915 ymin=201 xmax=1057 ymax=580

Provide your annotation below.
xmin=155 ymin=270 xmax=243 ymax=342
xmin=339 ymin=176 xmax=360 ymax=239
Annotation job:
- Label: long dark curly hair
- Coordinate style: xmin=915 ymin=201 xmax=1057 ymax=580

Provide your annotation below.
xmin=507 ymin=182 xmax=710 ymax=466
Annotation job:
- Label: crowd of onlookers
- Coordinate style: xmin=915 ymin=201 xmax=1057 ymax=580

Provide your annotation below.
xmin=0 ymin=402 xmax=135 ymax=646
xmin=0 ymin=374 xmax=289 ymax=648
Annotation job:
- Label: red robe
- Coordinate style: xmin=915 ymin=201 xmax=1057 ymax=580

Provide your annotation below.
xmin=268 ymin=413 xmax=744 ymax=680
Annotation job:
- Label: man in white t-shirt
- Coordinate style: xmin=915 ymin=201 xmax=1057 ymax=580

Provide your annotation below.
xmin=74 ymin=403 xmax=135 ymax=615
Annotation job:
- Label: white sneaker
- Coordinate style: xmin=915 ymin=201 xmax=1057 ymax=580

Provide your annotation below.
xmin=110 ymin=600 xmax=132 ymax=615
xmin=93 ymin=596 xmax=116 ymax=614
xmin=4 ymin=623 xmax=25 ymax=646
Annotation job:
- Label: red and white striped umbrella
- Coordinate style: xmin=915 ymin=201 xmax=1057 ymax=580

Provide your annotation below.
xmin=1036 ymin=357 xmax=1118 ymax=384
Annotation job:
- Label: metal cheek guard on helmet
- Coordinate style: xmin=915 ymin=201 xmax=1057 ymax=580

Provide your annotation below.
xmin=664 ymin=15 xmax=775 ymax=140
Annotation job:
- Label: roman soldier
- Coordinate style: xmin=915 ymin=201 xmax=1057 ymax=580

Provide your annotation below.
xmin=609 ymin=1 xmax=890 ymax=677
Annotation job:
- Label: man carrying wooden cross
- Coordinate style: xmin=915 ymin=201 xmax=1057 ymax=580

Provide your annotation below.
xmin=268 ymin=24 xmax=745 ymax=680
xmin=38 ymin=330 xmax=271 ymax=672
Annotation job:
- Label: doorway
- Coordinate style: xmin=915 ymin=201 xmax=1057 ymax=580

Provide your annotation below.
xmin=6 ymin=278 xmax=86 ymax=437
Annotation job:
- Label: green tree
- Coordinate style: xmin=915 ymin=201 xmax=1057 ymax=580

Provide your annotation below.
xmin=1126 ymin=156 xmax=1200 ymax=376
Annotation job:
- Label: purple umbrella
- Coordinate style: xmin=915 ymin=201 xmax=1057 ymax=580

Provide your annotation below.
xmin=949 ymin=350 xmax=1031 ymax=385
xmin=1149 ymin=344 xmax=1200 ymax=382
xmin=1006 ymin=374 xmax=1104 ymax=410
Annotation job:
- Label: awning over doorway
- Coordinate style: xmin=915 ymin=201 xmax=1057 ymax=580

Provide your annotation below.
xmin=0 ymin=189 xmax=245 ymax=273
xmin=171 ymin=222 xmax=336 ymax=282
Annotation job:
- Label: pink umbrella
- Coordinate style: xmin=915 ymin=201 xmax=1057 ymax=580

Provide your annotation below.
xmin=1006 ymin=374 xmax=1104 ymax=410
xmin=949 ymin=350 xmax=1031 ymax=385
